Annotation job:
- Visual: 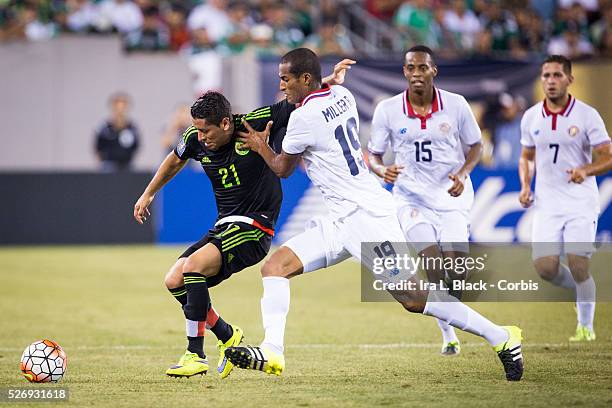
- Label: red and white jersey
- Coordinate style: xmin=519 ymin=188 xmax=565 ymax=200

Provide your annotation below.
xmin=520 ymin=95 xmax=610 ymax=215
xmin=282 ymin=85 xmax=396 ymax=220
xmin=368 ymin=88 xmax=482 ymax=211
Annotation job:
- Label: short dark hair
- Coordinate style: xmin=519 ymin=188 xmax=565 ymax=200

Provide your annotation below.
xmin=406 ymin=45 xmax=436 ymax=65
xmin=542 ymin=55 xmax=572 ymax=75
xmin=281 ymin=48 xmax=322 ymax=83
xmin=190 ymin=91 xmax=232 ymax=126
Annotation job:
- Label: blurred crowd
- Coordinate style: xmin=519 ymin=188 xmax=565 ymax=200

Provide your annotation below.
xmin=0 ymin=0 xmax=354 ymax=56
xmin=2 ymin=0 xmax=612 ymax=59
xmin=371 ymin=0 xmax=612 ymax=58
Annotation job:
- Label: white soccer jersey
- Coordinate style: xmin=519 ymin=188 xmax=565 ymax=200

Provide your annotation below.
xmin=368 ymin=88 xmax=482 ymax=211
xmin=282 ymin=85 xmax=396 ymax=220
xmin=520 ymin=95 xmax=610 ymax=215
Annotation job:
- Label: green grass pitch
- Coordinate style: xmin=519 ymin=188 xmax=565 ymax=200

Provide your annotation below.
xmin=0 ymin=246 xmax=611 ymax=407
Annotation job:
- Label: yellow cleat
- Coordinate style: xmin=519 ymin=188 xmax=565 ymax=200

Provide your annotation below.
xmin=569 ymin=325 xmax=596 ymax=342
xmin=493 ymin=326 xmax=523 ymax=381
xmin=225 ymin=345 xmax=285 ymax=376
xmin=440 ymin=341 xmax=461 ymax=356
xmin=166 ymin=351 xmax=208 ymax=378
xmin=217 ymin=325 xmax=244 ymax=379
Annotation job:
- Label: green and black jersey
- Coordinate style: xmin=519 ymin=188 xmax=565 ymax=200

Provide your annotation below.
xmin=173 ymin=99 xmax=296 ymax=231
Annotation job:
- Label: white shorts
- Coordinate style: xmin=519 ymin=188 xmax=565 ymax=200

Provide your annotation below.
xmin=395 ymin=198 xmax=470 ymax=253
xmin=282 ymin=208 xmax=413 ymax=281
xmin=531 ymin=210 xmax=598 ymax=259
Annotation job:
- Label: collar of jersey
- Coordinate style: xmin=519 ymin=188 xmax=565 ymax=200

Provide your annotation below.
xmin=542 ymin=94 xmax=575 ymax=118
xmin=299 ymin=84 xmax=331 ymax=107
xmin=403 ymin=87 xmax=443 ymax=119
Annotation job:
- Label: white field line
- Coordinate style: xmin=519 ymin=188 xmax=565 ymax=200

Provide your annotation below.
xmin=0 ymin=342 xmax=570 ymax=352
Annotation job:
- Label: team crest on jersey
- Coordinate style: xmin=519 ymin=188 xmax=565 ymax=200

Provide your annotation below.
xmin=568 ymin=125 xmax=580 ymax=137
xmin=235 ymin=141 xmax=250 ymax=155
xmin=439 ymin=122 xmax=451 ymax=134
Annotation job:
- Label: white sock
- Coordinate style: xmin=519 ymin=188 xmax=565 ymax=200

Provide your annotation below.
xmin=551 ymin=263 xmax=575 ymax=289
xmin=423 ymin=291 xmax=508 ymax=346
xmin=436 ymin=318 xmax=459 ymax=344
xmin=260 ymin=276 xmax=290 ymax=355
xmin=575 ymin=276 xmax=596 ymax=330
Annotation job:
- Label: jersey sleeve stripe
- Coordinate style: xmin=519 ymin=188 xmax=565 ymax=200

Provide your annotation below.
xmin=245 ymin=112 xmax=272 ymax=120
xmin=245 ymin=107 xmax=271 ymax=116
xmin=182 ymin=126 xmax=197 ymax=142
xmin=245 ymin=111 xmax=272 ymax=120
xmin=248 ymin=106 xmax=271 ymax=115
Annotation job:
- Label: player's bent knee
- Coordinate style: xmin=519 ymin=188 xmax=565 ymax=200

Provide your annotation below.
xmin=181 ymin=256 xmax=200 ymax=274
xmin=566 ymin=254 xmax=590 ymax=283
xmin=401 ymin=298 xmax=426 ymax=313
xmin=182 ymin=255 xmax=217 ymax=277
xmin=261 ymin=257 xmax=294 ymax=278
xmin=261 ymin=258 xmax=281 ymax=277
xmin=164 ymin=259 xmax=186 ymax=289
xmin=164 ymin=270 xmax=181 ymax=289
xmin=389 ymin=288 xmax=427 ymax=313
xmin=261 ymin=247 xmax=303 ymax=278
xmin=533 ymin=257 xmax=559 ymax=281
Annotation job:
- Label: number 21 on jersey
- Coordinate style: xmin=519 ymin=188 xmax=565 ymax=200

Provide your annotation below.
xmin=218 ymin=164 xmax=240 ymax=188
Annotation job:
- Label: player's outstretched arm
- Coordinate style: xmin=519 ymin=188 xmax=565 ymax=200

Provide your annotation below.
xmin=322 ymin=59 xmax=356 ymax=86
xmin=518 ymin=146 xmax=536 ymax=208
xmin=567 ymin=142 xmax=612 ymax=183
xmin=448 ymin=142 xmax=483 ymax=197
xmin=238 ymin=118 xmax=301 ymax=178
xmin=368 ymin=152 xmax=404 ymax=184
xmin=133 ymin=152 xmax=187 ymax=224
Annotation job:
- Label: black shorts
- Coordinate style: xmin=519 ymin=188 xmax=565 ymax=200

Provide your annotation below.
xmin=179 ymin=222 xmax=272 ymax=288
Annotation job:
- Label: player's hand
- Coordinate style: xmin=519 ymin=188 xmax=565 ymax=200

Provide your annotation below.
xmin=134 ymin=194 xmax=153 ymax=224
xmin=327 ymin=59 xmax=356 ymax=85
xmin=567 ymin=167 xmax=587 ymax=184
xmin=382 ymin=164 xmax=404 ymax=183
xmin=518 ymin=187 xmax=533 ymax=208
xmin=447 ymin=173 xmax=466 ymax=197
xmin=238 ymin=119 xmax=272 ymax=153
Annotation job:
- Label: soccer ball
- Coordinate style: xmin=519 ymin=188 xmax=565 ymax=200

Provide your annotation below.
xmin=20 ymin=339 xmax=67 ymax=383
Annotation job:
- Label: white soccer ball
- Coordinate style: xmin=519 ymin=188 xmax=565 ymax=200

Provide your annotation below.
xmin=20 ymin=339 xmax=67 ymax=383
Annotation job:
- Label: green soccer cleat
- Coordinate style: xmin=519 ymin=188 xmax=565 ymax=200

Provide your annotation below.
xmin=440 ymin=341 xmax=461 ymax=356
xmin=493 ymin=326 xmax=523 ymax=381
xmin=225 ymin=345 xmax=285 ymax=376
xmin=166 ymin=351 xmax=208 ymax=378
xmin=217 ymin=325 xmax=244 ymax=379
xmin=569 ymin=325 xmax=596 ymax=342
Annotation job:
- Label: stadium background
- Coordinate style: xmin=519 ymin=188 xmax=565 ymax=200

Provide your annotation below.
xmin=1 ymin=1 xmax=611 ymax=406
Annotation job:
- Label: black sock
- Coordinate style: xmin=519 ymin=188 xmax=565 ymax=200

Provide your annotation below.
xmin=207 ymin=304 xmax=234 ymax=344
xmin=183 ymin=273 xmax=210 ymax=359
xmin=168 ymin=285 xmax=187 ymax=306
xmin=187 ymin=336 xmax=204 ymax=358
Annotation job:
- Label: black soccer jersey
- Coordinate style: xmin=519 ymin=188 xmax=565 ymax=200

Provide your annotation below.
xmin=173 ymin=99 xmax=295 ymax=230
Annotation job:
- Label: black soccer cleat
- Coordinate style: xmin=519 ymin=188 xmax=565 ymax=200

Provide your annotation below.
xmin=494 ymin=326 xmax=524 ymax=381
xmin=225 ymin=345 xmax=284 ymax=376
